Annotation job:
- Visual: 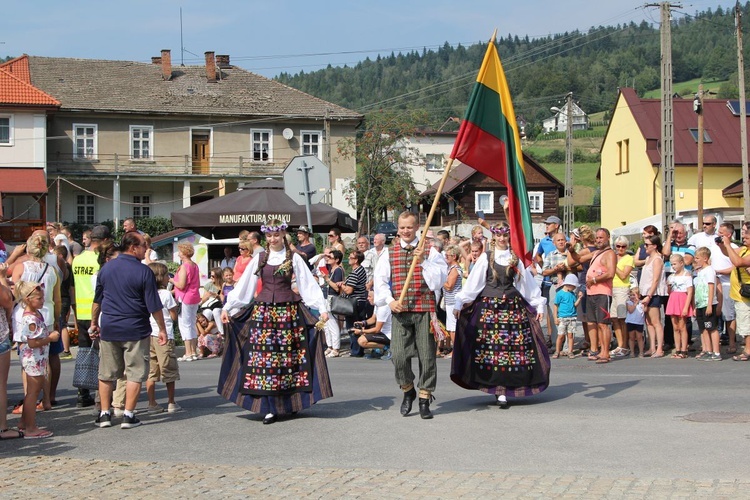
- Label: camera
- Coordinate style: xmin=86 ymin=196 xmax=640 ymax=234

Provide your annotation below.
xmin=353 ymin=321 xmax=364 ymax=329
xmin=715 ymin=236 xmax=723 ymax=244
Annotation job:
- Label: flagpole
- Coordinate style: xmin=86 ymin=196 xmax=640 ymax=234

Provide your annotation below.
xmin=397 ymin=157 xmax=456 ymax=304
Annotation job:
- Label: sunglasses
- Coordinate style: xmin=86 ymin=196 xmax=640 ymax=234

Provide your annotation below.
xmin=703 ymin=222 xmax=714 ymax=226
xmin=239 ymin=247 xmax=249 ymax=251
xmin=615 ymin=244 xmax=627 ymax=249
xmin=328 ymin=234 xmax=336 ymax=238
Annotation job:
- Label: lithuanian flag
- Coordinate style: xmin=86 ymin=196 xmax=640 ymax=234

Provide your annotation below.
xmin=450 ymin=38 xmax=533 ymax=265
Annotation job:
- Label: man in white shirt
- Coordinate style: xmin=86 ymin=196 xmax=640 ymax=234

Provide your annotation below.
xmin=373 ymin=212 xmax=445 ymax=420
xmin=220 ymin=246 xmax=237 ymax=270
xmin=712 ymin=222 xmax=739 ymax=353
xmin=365 ymin=233 xmax=387 ymax=290
xmin=688 ymin=215 xmax=718 ymax=249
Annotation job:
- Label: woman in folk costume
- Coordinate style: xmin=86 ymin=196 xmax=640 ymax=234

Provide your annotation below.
xmin=218 ymin=219 xmax=331 ymax=424
xmin=451 ymin=222 xmax=550 ymax=409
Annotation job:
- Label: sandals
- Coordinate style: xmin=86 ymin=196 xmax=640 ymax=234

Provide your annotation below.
xmin=23 ymin=429 xmax=53 ymax=439
xmin=671 ymin=351 xmax=688 ymax=359
xmin=595 ymin=357 xmax=611 ymax=364
xmin=325 ymin=350 xmax=340 ymax=358
xmin=552 ymin=353 xmax=560 ymax=359
xmin=732 ymin=352 xmax=750 ymax=361
xmin=0 ymin=428 xmax=23 ymax=440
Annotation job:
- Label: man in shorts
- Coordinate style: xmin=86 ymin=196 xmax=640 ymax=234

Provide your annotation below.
xmin=568 ymin=228 xmax=616 ymax=363
xmin=91 ymin=232 xmax=166 ymax=429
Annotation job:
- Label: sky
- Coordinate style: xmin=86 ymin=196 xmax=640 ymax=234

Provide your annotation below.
xmin=2 ymin=0 xmax=739 ymax=79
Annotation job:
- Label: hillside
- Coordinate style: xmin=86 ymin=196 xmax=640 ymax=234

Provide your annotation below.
xmin=276 ymin=4 xmax=747 ymax=134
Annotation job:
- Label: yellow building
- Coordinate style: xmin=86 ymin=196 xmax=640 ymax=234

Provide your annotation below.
xmin=601 ymin=88 xmax=748 ymax=233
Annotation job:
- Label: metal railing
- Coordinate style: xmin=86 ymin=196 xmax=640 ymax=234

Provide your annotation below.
xmin=47 ymin=153 xmax=288 ymax=177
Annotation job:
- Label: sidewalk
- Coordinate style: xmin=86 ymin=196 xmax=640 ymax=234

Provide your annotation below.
xmin=3 ymin=456 xmax=748 ymax=498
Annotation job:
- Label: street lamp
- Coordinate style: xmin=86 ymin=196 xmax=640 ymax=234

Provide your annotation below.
xmin=551 ymin=92 xmax=574 ymax=233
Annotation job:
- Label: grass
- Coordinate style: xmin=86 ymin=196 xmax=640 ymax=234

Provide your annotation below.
xmin=642 ymin=77 xmax=728 ymax=99
xmin=543 ymin=162 xmax=599 ymax=205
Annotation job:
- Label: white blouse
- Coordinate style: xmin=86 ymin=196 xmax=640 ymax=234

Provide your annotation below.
xmin=454 ymin=248 xmax=546 ymax=314
xmin=223 ymin=248 xmax=327 ymax=317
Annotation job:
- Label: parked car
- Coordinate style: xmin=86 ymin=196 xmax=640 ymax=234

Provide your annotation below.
xmin=373 ymin=221 xmax=398 ymax=244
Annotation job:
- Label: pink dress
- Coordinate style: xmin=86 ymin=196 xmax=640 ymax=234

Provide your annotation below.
xmin=666 ymin=273 xmax=695 ymax=317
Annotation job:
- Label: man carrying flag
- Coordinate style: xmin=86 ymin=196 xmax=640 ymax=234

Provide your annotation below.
xmin=448 ymin=35 xmax=551 ymax=407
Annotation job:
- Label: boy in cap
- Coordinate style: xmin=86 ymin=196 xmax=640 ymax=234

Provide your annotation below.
xmin=553 ymin=274 xmax=583 ymax=359
xmin=292 ymin=226 xmax=316 ymax=269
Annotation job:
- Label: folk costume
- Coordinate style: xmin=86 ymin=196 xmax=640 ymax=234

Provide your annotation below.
xmin=373 ymin=236 xmax=446 ymax=419
xmin=451 ymin=243 xmax=550 ymax=408
xmin=218 ymin=222 xmax=331 ymax=424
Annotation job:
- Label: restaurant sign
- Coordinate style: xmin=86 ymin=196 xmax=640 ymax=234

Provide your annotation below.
xmin=218 ymin=213 xmax=292 ymax=224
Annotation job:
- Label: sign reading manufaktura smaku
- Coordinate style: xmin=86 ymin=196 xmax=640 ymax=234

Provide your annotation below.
xmin=218 ymin=214 xmax=292 ymax=224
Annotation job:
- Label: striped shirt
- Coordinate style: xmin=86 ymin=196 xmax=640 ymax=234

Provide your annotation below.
xmin=443 ymin=264 xmax=464 ymax=306
xmin=344 ymin=265 xmax=368 ymax=300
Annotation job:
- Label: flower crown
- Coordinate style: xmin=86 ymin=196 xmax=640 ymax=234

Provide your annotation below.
xmin=489 ymin=224 xmax=510 ymax=235
xmin=260 ymin=220 xmax=288 ymax=233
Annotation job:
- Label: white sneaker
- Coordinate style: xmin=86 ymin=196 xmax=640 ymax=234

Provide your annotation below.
xmin=191 ymin=355 xmax=198 ymax=361
xmin=148 ymin=404 xmax=164 ymax=413
xmin=167 ymin=403 xmax=182 ymax=413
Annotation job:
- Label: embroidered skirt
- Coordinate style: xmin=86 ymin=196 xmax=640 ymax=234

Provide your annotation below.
xmin=217 ymin=301 xmax=332 ymax=415
xmin=450 ymin=295 xmax=550 ymax=397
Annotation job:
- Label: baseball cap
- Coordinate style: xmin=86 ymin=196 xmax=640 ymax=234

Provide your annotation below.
xmin=90 ymin=225 xmax=111 ymax=240
xmin=544 ymin=216 xmax=562 ymax=225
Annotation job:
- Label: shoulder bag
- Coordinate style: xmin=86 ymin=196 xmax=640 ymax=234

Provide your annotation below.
xmin=330 ymin=293 xmax=357 ymax=317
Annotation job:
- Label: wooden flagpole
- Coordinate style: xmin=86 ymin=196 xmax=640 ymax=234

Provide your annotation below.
xmin=397 ymin=157 xmax=456 ymax=304
xmin=396 ymin=29 xmax=497 ymax=305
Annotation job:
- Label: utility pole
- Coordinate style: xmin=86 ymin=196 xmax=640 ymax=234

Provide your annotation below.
xmin=648 ymin=1 xmax=681 ymax=231
xmin=564 ymin=92 xmax=574 ymax=233
xmin=695 ymin=84 xmax=704 ymax=224
xmin=737 ymin=1 xmax=749 ymax=220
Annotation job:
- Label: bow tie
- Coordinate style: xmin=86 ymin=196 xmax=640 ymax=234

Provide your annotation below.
xmin=404 ymin=245 xmax=415 ymax=253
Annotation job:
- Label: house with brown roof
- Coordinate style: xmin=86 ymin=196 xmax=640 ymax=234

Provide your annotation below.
xmin=0 ymin=57 xmax=60 ymax=241
xmin=419 ymin=152 xmax=563 ymax=240
xmin=601 ymin=87 xmax=749 ymax=234
xmin=6 ymin=51 xmax=362 ymax=228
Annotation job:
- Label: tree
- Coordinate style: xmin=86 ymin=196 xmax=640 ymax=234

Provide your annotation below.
xmin=338 ymin=110 xmax=424 ymax=236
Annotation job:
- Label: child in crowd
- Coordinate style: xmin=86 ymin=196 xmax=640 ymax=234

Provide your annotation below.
xmin=626 ymin=287 xmax=646 ymax=357
xmin=196 ymin=309 xmax=223 ymax=358
xmin=146 ymin=263 xmax=181 ymax=413
xmin=666 ymin=254 xmax=694 ymax=358
xmin=14 ymin=281 xmax=59 ymax=438
xmin=692 ymin=247 xmax=721 ymax=361
xmin=221 ymin=267 xmax=235 ymax=304
xmin=552 ymin=274 xmax=582 ymax=359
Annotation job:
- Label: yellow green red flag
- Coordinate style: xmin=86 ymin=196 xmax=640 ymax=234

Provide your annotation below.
xmin=450 ymin=39 xmax=533 ymax=265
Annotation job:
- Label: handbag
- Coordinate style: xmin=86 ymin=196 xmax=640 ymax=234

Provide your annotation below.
xmin=330 ymin=294 xmax=357 ymax=316
xmin=72 ymin=340 xmax=100 ymax=390
xmin=737 ymin=267 xmax=750 ymax=299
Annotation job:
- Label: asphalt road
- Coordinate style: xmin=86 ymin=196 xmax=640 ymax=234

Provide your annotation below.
xmin=2 ymin=345 xmax=750 ymax=483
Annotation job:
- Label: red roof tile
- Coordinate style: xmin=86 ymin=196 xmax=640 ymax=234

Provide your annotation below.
xmin=0 ymin=168 xmax=48 ymax=194
xmin=0 ymin=55 xmax=31 ymax=83
xmin=620 ymin=87 xmax=750 ymax=166
xmin=0 ymin=56 xmax=60 ymax=107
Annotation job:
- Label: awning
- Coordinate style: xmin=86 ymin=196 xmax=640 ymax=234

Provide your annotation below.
xmin=0 ymin=168 xmax=48 ymax=194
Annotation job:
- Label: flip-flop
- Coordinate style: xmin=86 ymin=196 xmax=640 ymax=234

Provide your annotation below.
xmin=595 ymin=358 xmax=611 ymax=364
xmin=650 ymin=353 xmax=665 ymax=358
xmin=23 ymin=429 xmax=53 ymax=439
xmin=0 ymin=429 xmax=23 ymax=440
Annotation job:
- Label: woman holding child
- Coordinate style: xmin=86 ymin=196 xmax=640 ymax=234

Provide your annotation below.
xmin=451 ymin=222 xmax=550 ymax=409
xmin=219 ymin=219 xmax=331 ymax=424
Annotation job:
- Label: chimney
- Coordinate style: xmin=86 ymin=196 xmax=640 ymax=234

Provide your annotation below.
xmin=216 ymin=55 xmax=230 ymax=68
xmin=151 ymin=56 xmax=162 ymax=65
xmin=161 ymin=49 xmax=172 ymax=81
xmin=205 ymin=51 xmax=216 ymax=83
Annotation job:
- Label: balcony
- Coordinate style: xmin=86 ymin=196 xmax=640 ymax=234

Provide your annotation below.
xmin=47 ymin=153 xmax=288 ymax=179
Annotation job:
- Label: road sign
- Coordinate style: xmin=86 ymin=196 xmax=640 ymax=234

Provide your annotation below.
xmin=283 ymin=156 xmax=330 ymax=205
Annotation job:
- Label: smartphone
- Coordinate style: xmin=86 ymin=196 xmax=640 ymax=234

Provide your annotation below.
xmin=476 ymin=210 xmax=485 ymax=219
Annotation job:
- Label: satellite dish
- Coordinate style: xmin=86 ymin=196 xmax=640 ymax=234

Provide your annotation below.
xmin=282 ymin=128 xmax=294 ymax=140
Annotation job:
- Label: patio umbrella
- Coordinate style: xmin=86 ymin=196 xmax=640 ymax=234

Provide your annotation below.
xmin=170 ymin=179 xmax=357 ymax=239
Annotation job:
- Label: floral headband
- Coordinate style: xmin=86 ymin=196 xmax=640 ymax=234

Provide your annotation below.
xmin=489 ymin=224 xmax=510 ymax=235
xmin=260 ymin=220 xmax=288 ymax=233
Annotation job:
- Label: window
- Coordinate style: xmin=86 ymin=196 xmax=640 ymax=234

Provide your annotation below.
xmin=74 ymin=124 xmax=97 ymax=160
xmin=301 ymin=130 xmax=321 ymax=159
xmin=0 ymin=115 xmax=12 ymax=145
xmin=130 ymin=126 xmax=153 ymax=160
xmin=448 ymin=199 xmax=456 ymax=215
xmin=688 ymin=129 xmax=712 ymax=143
xmin=251 ymin=129 xmax=272 ymax=162
xmin=528 ymin=191 xmax=544 ymax=213
xmin=474 ymin=191 xmax=494 ymax=214
xmin=617 ymin=139 xmax=629 ymax=174
xmin=425 ymin=153 xmax=444 ymax=172
xmin=76 ymin=194 xmax=95 ymax=224
xmin=132 ymin=194 xmax=151 ymax=219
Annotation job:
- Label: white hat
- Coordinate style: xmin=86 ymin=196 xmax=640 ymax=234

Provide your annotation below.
xmin=202 ymin=309 xmax=214 ymax=321
xmin=562 ymin=274 xmax=579 ymax=288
